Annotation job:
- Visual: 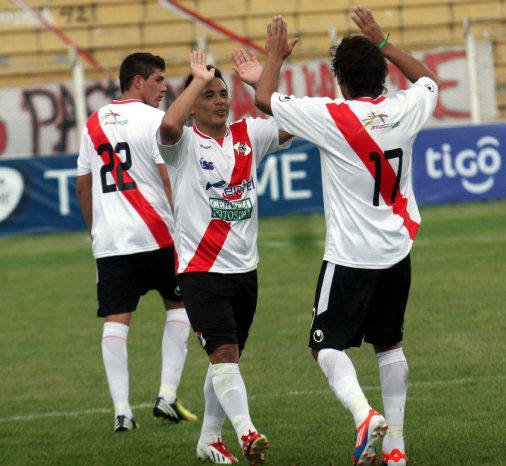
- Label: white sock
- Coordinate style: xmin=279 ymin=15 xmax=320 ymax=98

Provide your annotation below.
xmin=159 ymin=308 xmax=190 ymax=403
xmin=211 ymin=363 xmax=256 ymax=444
xmin=199 ymin=363 xmax=227 ymax=444
xmin=318 ymin=348 xmax=371 ymax=428
xmin=377 ymin=348 xmax=408 ymax=453
xmin=102 ymin=322 xmax=132 ymax=418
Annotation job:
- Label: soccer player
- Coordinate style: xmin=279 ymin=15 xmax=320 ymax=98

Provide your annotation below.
xmin=255 ymin=7 xmax=440 ymax=466
xmin=157 ymin=50 xmax=293 ymax=464
xmin=76 ymin=52 xmax=197 ymax=432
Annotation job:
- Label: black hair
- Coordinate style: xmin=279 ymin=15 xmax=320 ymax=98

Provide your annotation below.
xmin=183 ymin=64 xmax=227 ymax=89
xmin=330 ymin=35 xmax=387 ymax=99
xmin=119 ymin=52 xmax=165 ymax=93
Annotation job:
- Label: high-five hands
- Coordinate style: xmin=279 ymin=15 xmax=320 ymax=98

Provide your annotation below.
xmin=265 ymin=15 xmax=299 ymax=61
xmin=189 ymin=50 xmax=215 ymax=83
xmin=232 ymin=48 xmax=263 ymax=87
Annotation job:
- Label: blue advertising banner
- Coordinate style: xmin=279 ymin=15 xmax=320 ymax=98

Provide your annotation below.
xmin=0 ymin=156 xmax=85 ymax=236
xmin=0 ymin=122 xmax=505 ymax=237
xmin=412 ymin=122 xmax=506 ymax=204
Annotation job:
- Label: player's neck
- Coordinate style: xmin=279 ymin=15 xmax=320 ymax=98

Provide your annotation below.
xmin=194 ymin=122 xmax=227 ymax=140
xmin=120 ymin=90 xmax=143 ymax=103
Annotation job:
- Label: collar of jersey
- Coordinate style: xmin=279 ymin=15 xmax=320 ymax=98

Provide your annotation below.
xmin=111 ymin=99 xmax=143 ymax=104
xmin=355 ymin=96 xmax=386 ymax=104
xmin=193 ymin=125 xmax=230 ymax=140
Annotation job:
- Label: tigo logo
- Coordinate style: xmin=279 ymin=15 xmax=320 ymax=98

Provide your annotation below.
xmin=425 ymin=136 xmax=502 ymax=194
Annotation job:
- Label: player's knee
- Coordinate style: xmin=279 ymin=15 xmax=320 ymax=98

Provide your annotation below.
xmin=209 ymin=343 xmax=240 ymax=364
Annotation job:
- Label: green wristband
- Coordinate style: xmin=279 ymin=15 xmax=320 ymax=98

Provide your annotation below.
xmin=379 ymin=33 xmax=390 ymax=49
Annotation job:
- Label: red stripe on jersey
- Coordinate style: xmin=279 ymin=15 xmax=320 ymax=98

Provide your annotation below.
xmin=326 ymin=102 xmax=419 ymax=240
xmin=184 ymin=219 xmax=231 ymax=272
xmin=86 ymin=111 xmax=173 ymax=248
xmin=226 ymin=119 xmax=253 ymax=200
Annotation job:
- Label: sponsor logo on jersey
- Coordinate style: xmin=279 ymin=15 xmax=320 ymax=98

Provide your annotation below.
xmin=424 ymin=83 xmax=435 ymax=92
xmin=199 ymin=157 xmax=214 ymax=170
xmin=279 ymin=95 xmax=291 ymax=102
xmin=360 ymin=111 xmax=399 ymax=131
xmin=233 ymin=141 xmax=252 ymax=157
xmin=223 ymin=178 xmax=255 ymax=199
xmin=100 ymin=109 xmax=128 ymax=125
xmin=200 ymin=144 xmax=212 ymax=149
xmin=206 ymin=180 xmax=227 ymax=190
xmin=209 ymin=197 xmax=253 ymax=221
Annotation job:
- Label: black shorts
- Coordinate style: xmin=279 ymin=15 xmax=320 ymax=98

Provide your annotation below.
xmin=96 ymin=246 xmax=182 ymax=317
xmin=309 ymin=255 xmax=411 ymax=350
xmin=177 ymin=270 xmax=258 ymax=356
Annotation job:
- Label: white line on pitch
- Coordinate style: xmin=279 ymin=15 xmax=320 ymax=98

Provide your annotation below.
xmin=1 ymin=375 xmax=504 ymax=423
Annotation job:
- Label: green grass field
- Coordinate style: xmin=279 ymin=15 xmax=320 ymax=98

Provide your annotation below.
xmin=1 ymin=200 xmax=505 ymax=465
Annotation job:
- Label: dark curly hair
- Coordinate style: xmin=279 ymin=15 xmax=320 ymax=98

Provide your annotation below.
xmin=330 ymin=35 xmax=387 ymax=99
xmin=119 ymin=52 xmax=165 ymax=93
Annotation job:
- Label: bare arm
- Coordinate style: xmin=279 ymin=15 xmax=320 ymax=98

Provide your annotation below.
xmin=159 ymin=51 xmax=216 ymax=146
xmin=255 ymin=16 xmax=298 ymax=115
xmin=157 ymin=163 xmax=174 ymax=211
xmin=234 ymin=46 xmax=294 ymax=143
xmin=352 ymin=6 xmax=440 ymax=87
xmin=76 ymin=173 xmax=93 ymax=234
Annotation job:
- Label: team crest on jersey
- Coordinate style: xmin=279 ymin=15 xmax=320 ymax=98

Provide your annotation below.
xmin=233 ymin=141 xmax=251 ymax=157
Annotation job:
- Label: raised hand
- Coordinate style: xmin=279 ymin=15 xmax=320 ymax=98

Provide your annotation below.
xmin=265 ymin=15 xmax=298 ymax=62
xmin=351 ymin=6 xmax=385 ymax=46
xmin=189 ymin=50 xmax=215 ymax=83
xmin=232 ymin=48 xmax=263 ymax=87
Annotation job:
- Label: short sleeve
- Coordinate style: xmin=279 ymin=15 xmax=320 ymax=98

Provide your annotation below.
xmin=396 ymin=77 xmax=439 ymax=137
xmin=156 ymin=126 xmax=190 ymax=168
xmin=271 ymin=93 xmax=330 ymax=145
xmin=76 ymin=125 xmax=92 ymax=176
xmin=151 ymin=109 xmax=165 ymax=165
xmin=246 ymin=117 xmax=291 ymax=164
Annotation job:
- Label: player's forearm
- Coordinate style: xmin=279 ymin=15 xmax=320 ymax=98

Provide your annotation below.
xmin=255 ymin=56 xmax=283 ymax=115
xmin=76 ymin=175 xmax=93 ymax=233
xmin=381 ymin=42 xmax=440 ymax=87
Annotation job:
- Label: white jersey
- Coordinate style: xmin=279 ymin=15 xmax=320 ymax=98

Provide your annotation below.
xmin=271 ymin=77 xmax=438 ymax=269
xmin=157 ymin=117 xmax=289 ymax=274
xmin=77 ymin=99 xmax=174 ymax=259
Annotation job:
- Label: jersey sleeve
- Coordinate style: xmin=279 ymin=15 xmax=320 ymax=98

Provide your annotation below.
xmin=247 ymin=117 xmax=291 ymax=164
xmin=76 ymin=124 xmax=92 ymax=176
xmin=271 ymin=93 xmax=329 ymax=145
xmin=151 ymin=109 xmax=166 ymax=165
xmin=395 ymin=77 xmax=438 ymax=137
xmin=156 ymin=125 xmax=190 ymax=168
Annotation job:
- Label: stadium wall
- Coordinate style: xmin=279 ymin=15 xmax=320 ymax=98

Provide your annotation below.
xmin=0 ymin=123 xmax=505 ymax=237
xmin=0 ymin=44 xmax=497 ymax=158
